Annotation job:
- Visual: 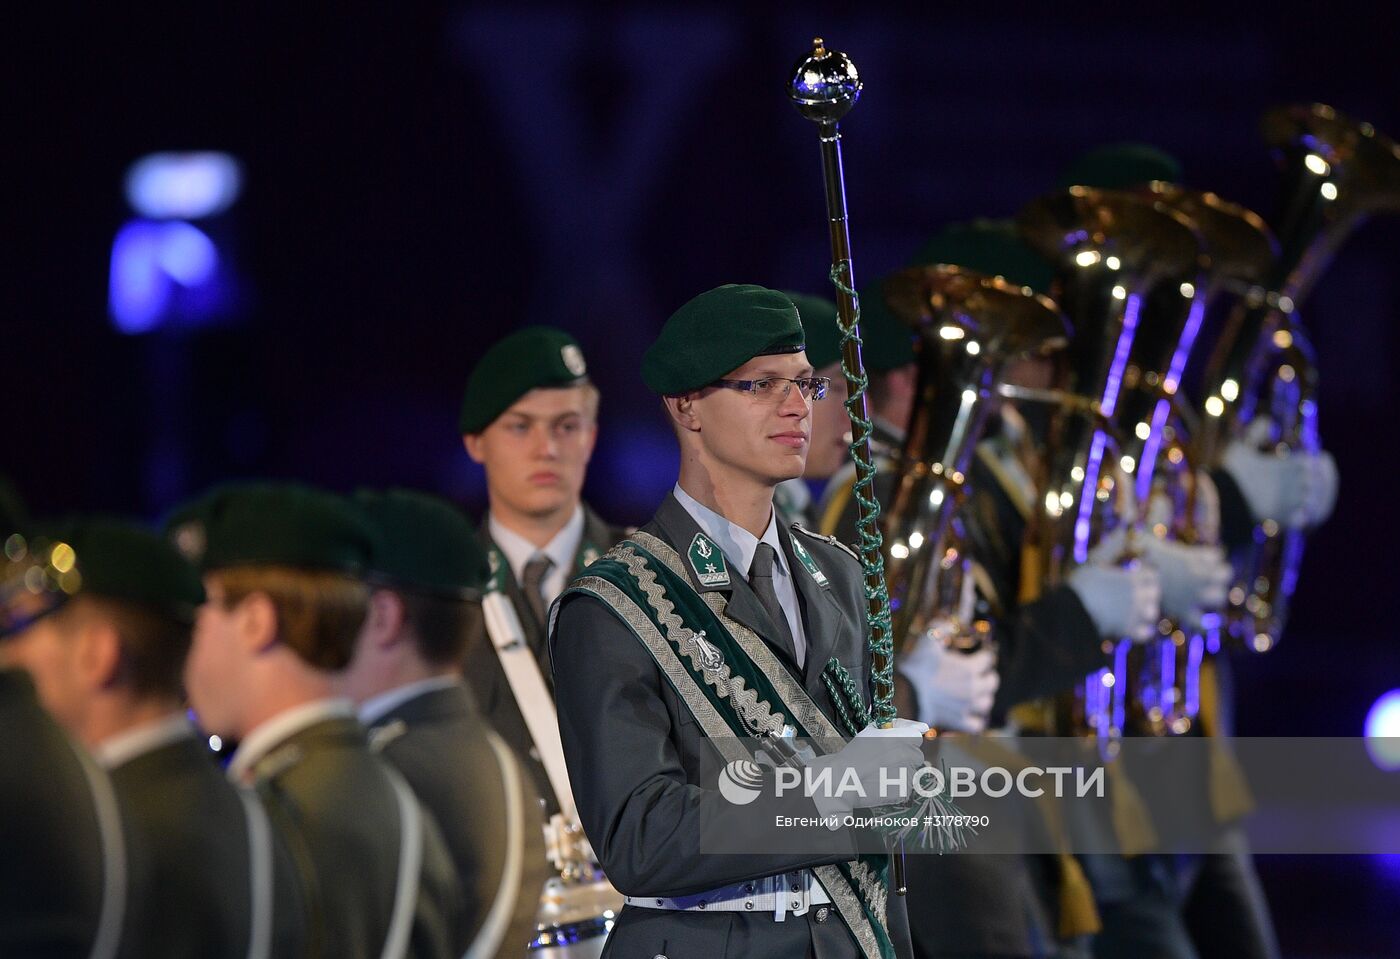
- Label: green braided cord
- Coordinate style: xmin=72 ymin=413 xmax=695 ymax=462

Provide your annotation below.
xmin=829 ymin=261 xmax=896 ymax=727
xmin=821 ymin=657 xmax=872 ymax=737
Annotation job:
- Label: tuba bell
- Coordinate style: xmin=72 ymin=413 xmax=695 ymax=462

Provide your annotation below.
xmin=1013 ymin=186 xmax=1203 ymax=756
xmin=878 ymin=265 xmax=1069 ymax=664
xmin=1195 ymin=103 xmax=1400 ymax=652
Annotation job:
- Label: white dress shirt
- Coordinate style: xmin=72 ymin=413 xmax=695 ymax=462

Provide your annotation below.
xmin=673 ymin=484 xmax=808 ymax=667
xmin=488 ymin=505 xmax=585 ymax=609
xmin=357 ymin=674 xmax=463 ymax=727
xmin=94 ymin=711 xmax=196 ymax=771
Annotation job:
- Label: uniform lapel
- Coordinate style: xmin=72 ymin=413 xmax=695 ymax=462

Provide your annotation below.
xmin=477 ymin=523 xmax=549 ymax=664
xmin=776 ymin=523 xmax=846 ymax=693
xmin=575 ymin=504 xmax=620 ymax=572
xmin=650 ymin=494 xmax=802 ymax=673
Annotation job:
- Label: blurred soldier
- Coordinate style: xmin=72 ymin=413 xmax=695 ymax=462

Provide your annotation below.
xmin=341 ymin=488 xmax=550 ymax=957
xmin=2 ymin=496 xmax=127 ymax=959
xmin=170 ymin=482 xmax=461 ymax=959
xmin=458 ymin=326 xmax=628 ymax=814
xmin=3 ymin=517 xmax=306 ymax=958
xmin=551 ymin=284 xmax=927 ymax=959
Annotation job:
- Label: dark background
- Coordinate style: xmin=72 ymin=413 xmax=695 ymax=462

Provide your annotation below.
xmin=10 ymin=4 xmax=1400 ymax=953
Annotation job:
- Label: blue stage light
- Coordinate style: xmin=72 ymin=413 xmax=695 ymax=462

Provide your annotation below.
xmin=124 ymin=151 xmax=243 ymax=220
xmin=108 ymin=219 xmax=221 ymax=334
xmin=1364 ymin=689 xmax=1400 ymax=771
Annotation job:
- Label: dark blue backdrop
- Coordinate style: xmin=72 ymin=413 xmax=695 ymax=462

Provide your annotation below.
xmin=10 ymin=5 xmax=1400 ymax=953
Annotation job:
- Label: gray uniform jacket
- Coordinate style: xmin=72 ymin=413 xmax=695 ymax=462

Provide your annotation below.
xmin=110 ymin=732 xmax=306 ymax=958
xmin=248 ymin=716 xmax=463 ymax=959
xmin=369 ymin=682 xmax=551 ymax=958
xmin=549 ymin=493 xmax=911 ymax=959
xmin=1 ymin=669 xmax=121 ymax=959
xmin=463 ymin=504 xmax=628 ymax=815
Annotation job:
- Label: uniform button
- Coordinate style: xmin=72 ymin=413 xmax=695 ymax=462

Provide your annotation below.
xmin=697 ymin=900 xmax=706 ymax=910
xmin=791 ymin=883 xmax=801 ymax=893
xmin=744 ymin=883 xmax=755 ymax=894
xmin=745 ymin=902 xmax=754 ymax=910
xmin=816 ymin=906 xmax=830 ymax=923
xmin=653 ymin=954 xmax=667 ymax=959
xmin=655 ymin=899 xmax=664 ymax=906
xmin=792 ymin=900 xmax=801 ymax=909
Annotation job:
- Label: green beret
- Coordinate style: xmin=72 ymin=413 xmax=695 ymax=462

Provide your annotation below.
xmin=1057 ymin=142 xmax=1183 ymax=191
xmin=353 ymin=489 xmax=489 ymax=599
xmin=459 ymin=327 xmax=589 ymax=434
xmin=911 ymin=220 xmax=1057 ymax=296
xmin=642 ymin=284 xmax=805 ymax=395
xmin=785 ymin=292 xmax=842 ymax=370
xmin=856 ymin=280 xmax=917 ymax=373
xmin=166 ymin=482 xmax=377 ymax=575
xmin=2 ymin=518 xmax=204 ymax=639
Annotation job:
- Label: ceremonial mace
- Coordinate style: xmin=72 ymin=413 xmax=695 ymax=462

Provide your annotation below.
xmin=787 ymin=40 xmax=896 ymax=727
xmin=788 ymin=38 xmax=909 ymax=895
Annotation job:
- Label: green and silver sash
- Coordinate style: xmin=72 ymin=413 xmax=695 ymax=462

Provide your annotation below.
xmin=561 ymin=531 xmax=896 ymax=959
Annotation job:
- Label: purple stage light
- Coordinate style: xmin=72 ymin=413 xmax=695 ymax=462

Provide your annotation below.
xmin=1365 ymin=689 xmax=1400 ymax=771
xmin=125 ymin=151 xmax=243 ymax=220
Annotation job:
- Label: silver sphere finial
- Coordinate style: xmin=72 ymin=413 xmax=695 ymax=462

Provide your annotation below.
xmin=787 ymin=37 xmax=861 ymax=125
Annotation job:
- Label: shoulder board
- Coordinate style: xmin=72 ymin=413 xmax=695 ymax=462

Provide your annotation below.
xmin=790 ymin=523 xmax=860 ymax=563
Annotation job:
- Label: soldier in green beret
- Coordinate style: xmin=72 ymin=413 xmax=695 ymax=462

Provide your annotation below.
xmin=169 ymin=481 xmax=462 ymax=959
xmin=339 ymin=488 xmax=551 ymax=958
xmin=811 ymin=229 xmax=1111 ymax=959
xmin=794 ymin=285 xmax=919 ymax=539
xmin=458 ymin=326 xmax=628 ymax=818
xmin=2 ymin=517 xmax=307 ymax=958
xmin=549 ymin=283 xmax=928 ymax=959
xmin=2 ymin=506 xmax=128 ymax=959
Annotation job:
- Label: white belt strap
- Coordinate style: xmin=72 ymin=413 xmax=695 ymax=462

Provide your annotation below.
xmin=481 ymin=591 xmax=578 ymax=816
xmin=623 ymin=870 xmax=831 ymax=921
xmin=381 ymin=770 xmax=424 ymax=959
xmin=75 ymin=743 xmax=126 ymax=959
xmin=463 ymin=732 xmax=527 ymax=959
xmin=236 ymin=787 xmax=273 ymax=959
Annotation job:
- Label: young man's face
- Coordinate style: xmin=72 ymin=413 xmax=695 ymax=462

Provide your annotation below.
xmin=3 ymin=614 xmax=90 ymax=732
xmin=185 ymin=576 xmax=248 ymax=738
xmin=803 ymin=360 xmax=851 ymax=481
xmin=687 ymin=351 xmax=817 ymax=487
xmin=463 ymin=386 xmax=598 ymax=523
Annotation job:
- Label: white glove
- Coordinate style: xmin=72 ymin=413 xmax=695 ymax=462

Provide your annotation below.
xmin=1134 ymin=535 xmax=1232 ymax=622
xmin=809 ymin=719 xmax=929 ymax=814
xmin=897 ymin=628 xmax=999 ymax=733
xmin=1067 ymin=562 xmax=1161 ymax=643
xmin=1222 ymin=428 xmax=1338 ymax=531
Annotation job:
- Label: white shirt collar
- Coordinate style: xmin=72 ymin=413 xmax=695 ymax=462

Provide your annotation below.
xmin=94 ymin=712 xmax=195 ymax=771
xmin=358 ymin=675 xmax=462 ymax=727
xmin=227 ymin=698 xmax=356 ymax=784
xmin=672 ymin=484 xmax=787 ymax=578
xmin=488 ymin=505 xmax=585 ymax=585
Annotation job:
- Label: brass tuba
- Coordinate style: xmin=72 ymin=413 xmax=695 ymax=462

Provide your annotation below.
xmin=878 ymin=265 xmax=1069 ymax=659
xmin=1127 ymin=182 xmax=1277 ymax=734
xmin=1014 ymin=187 xmax=1203 ymax=756
xmin=1195 ymin=104 xmax=1400 ymax=652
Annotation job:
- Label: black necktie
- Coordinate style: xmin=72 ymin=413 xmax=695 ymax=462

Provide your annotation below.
xmin=520 ymin=554 xmax=554 ymax=629
xmin=749 ymin=543 xmax=801 ymax=667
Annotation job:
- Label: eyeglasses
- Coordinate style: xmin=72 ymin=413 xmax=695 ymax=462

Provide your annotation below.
xmin=711 ymin=376 xmax=831 ymax=402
